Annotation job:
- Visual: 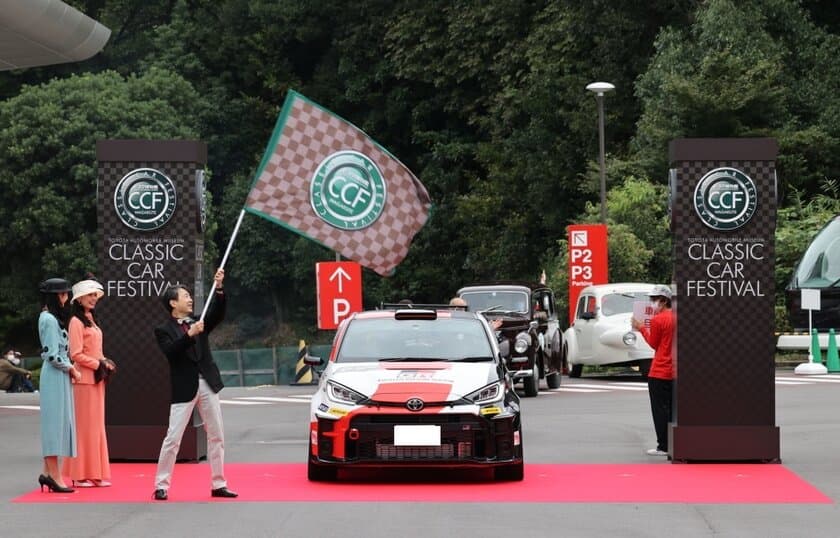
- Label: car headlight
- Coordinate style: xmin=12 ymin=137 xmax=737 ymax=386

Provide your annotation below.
xmin=622 ymin=331 xmax=637 ymax=346
xmin=514 ymin=332 xmax=531 ymax=354
xmin=465 ymin=381 xmax=504 ymax=404
xmin=326 ymin=380 xmax=367 ymax=405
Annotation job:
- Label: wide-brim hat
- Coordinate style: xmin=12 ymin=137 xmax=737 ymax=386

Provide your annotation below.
xmin=39 ymin=278 xmax=71 ymax=294
xmin=647 ymin=284 xmax=673 ymax=300
xmin=71 ymin=279 xmax=105 ymax=303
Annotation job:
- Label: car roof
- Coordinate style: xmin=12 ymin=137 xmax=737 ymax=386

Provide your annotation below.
xmin=458 ymin=281 xmax=548 ymax=293
xmin=578 ymin=282 xmax=657 ymax=296
xmin=351 ymin=308 xmax=479 ymax=321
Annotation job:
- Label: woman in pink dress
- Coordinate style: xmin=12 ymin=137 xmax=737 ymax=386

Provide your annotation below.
xmin=63 ymin=277 xmax=116 ymax=487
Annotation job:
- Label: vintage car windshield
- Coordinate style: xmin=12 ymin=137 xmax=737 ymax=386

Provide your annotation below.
xmin=336 ymin=317 xmax=493 ymax=362
xmin=600 ymin=292 xmax=651 ymax=317
xmin=460 ymin=291 xmax=529 ymax=313
xmin=792 ymin=216 xmax=840 ymax=288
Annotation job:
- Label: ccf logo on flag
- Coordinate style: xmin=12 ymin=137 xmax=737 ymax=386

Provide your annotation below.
xmin=244 ymin=90 xmax=431 ymax=276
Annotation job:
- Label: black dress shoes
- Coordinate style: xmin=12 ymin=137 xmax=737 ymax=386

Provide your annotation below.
xmin=153 ymin=489 xmax=167 ymax=501
xmin=211 ymin=487 xmax=238 ymax=498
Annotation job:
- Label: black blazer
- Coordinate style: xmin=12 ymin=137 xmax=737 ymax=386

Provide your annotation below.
xmin=154 ymin=291 xmax=226 ymax=404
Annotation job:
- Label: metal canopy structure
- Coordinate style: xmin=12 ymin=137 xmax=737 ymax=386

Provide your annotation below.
xmin=0 ymin=0 xmax=110 ymax=71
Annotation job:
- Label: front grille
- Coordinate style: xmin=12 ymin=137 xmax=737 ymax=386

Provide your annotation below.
xmin=317 ymin=413 xmax=519 ymax=463
xmin=349 ymin=414 xmax=485 ymax=462
xmin=375 ymin=444 xmax=457 ymax=459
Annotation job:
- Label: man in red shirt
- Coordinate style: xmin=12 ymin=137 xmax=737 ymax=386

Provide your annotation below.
xmin=631 ymin=285 xmax=675 ymax=457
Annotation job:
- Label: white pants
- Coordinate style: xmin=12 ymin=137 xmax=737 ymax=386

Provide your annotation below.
xmin=154 ymin=377 xmax=226 ymax=490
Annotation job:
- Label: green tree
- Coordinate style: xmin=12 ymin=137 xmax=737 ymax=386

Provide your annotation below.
xmin=0 ymin=68 xmax=203 ymax=348
xmin=634 ymin=0 xmax=840 ymax=199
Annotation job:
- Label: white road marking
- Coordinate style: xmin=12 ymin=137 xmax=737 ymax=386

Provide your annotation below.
xmin=548 ymin=388 xmax=609 ymax=393
xmin=234 ymin=396 xmax=311 ymax=403
xmin=569 ymin=383 xmax=648 ymax=391
xmin=219 ymin=400 xmax=268 ymax=405
xmin=775 ymin=380 xmax=812 ymax=385
xmin=776 ymin=376 xmax=840 ymax=383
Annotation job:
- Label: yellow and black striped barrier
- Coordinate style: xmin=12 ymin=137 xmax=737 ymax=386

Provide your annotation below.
xmin=291 ymin=339 xmax=317 ymax=385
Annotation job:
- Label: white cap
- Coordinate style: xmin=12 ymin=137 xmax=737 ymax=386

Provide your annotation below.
xmin=647 ymin=284 xmax=673 ymax=300
xmin=71 ymin=279 xmax=105 ymax=303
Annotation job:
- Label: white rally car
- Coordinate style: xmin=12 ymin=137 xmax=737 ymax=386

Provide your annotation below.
xmin=304 ymin=306 xmax=523 ymax=481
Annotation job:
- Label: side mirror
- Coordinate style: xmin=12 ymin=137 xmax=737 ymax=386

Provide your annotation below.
xmin=304 ymin=355 xmax=323 ymax=367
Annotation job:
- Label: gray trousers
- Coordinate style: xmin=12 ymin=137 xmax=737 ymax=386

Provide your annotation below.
xmin=155 ymin=377 xmax=226 ymax=490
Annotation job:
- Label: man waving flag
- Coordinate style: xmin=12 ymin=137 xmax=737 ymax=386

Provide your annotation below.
xmin=243 ymin=90 xmax=431 ymax=276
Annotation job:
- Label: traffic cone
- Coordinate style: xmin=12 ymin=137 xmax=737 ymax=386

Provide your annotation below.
xmin=291 ymin=339 xmax=317 ymax=385
xmin=811 ymin=329 xmax=823 ymax=364
xmin=826 ymin=329 xmax=840 ymax=373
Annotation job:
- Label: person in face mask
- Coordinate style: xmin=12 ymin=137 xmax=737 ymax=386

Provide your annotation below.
xmin=631 ymin=284 xmax=675 ymax=457
xmin=0 ymin=350 xmax=35 ymax=393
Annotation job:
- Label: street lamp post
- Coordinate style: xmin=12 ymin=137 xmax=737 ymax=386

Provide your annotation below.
xmin=586 ymin=82 xmax=615 ymax=223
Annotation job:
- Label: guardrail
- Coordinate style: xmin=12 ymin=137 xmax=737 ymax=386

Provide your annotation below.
xmin=20 ymin=344 xmax=332 ymax=388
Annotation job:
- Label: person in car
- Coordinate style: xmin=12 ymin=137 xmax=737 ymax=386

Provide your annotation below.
xmin=631 ymin=284 xmax=675 ymax=457
xmin=449 ymin=297 xmax=502 ymax=329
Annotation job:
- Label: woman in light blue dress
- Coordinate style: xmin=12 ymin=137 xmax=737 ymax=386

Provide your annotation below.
xmin=37 ymin=278 xmax=81 ymax=493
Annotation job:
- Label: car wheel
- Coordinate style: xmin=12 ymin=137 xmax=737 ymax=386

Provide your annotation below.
xmin=307 ymin=448 xmax=337 ymax=481
xmin=546 ymin=371 xmax=561 ymax=389
xmin=495 ymin=461 xmax=524 ymax=481
xmin=569 ymin=363 xmax=583 ymax=378
xmin=523 ymin=360 xmax=539 ymax=397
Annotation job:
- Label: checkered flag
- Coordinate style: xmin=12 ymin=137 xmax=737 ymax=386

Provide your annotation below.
xmin=244 ymin=90 xmax=431 ymax=276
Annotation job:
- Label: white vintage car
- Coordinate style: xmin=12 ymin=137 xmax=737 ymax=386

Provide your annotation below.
xmin=563 ymin=283 xmax=657 ymax=378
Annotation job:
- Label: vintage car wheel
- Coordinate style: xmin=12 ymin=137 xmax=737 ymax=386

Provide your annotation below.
xmin=495 ymin=461 xmax=524 ymax=481
xmin=545 ymin=369 xmax=561 ymax=389
xmin=523 ymin=360 xmax=539 ymax=397
xmin=569 ymin=363 xmax=583 ymax=378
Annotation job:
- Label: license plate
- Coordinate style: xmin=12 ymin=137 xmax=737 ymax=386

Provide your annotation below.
xmin=393 ymin=425 xmax=441 ymax=446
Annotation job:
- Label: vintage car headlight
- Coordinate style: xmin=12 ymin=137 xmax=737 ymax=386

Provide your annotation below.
xmin=622 ymin=331 xmax=637 ymax=346
xmin=326 ymin=380 xmax=367 ymax=405
xmin=514 ymin=332 xmax=531 ymax=354
xmin=465 ymin=381 xmax=504 ymax=404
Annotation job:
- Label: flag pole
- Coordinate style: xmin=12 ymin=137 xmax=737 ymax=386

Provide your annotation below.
xmin=199 ymin=208 xmax=246 ymax=321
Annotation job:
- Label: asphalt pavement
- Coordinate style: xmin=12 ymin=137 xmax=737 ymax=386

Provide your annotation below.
xmin=2 ymin=369 xmax=840 ymax=537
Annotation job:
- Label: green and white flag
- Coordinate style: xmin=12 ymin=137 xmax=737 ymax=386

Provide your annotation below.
xmin=244 ymin=90 xmax=431 ymax=276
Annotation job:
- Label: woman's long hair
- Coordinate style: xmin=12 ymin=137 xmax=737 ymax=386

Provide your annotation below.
xmin=72 ymin=272 xmax=101 ymax=328
xmin=71 ymin=300 xmax=99 ymax=328
xmin=41 ymin=292 xmax=69 ymax=329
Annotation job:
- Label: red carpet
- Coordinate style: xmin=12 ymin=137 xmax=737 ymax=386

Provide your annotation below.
xmin=13 ymin=463 xmax=831 ymax=504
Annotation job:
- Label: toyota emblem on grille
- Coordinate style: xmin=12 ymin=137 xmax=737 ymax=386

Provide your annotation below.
xmin=405 ymin=398 xmax=425 ymax=411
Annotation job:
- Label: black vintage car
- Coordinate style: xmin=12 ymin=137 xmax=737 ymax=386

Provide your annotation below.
xmin=457 ymin=282 xmax=564 ymax=397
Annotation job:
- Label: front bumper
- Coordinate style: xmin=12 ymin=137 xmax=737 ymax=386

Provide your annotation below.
xmin=311 ymin=411 xmax=522 ymax=467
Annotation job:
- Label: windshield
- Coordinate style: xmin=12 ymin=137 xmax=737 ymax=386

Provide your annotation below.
xmin=792 ymin=216 xmax=840 ymax=288
xmin=600 ymin=291 xmax=652 ymax=316
xmin=336 ymin=317 xmax=493 ymax=362
xmin=459 ymin=290 xmax=529 ymax=313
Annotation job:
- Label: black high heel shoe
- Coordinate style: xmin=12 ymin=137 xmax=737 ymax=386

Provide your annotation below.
xmin=39 ymin=474 xmax=74 ymax=493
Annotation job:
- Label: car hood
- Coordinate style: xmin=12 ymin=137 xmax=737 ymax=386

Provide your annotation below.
xmin=325 ymin=361 xmax=499 ymax=402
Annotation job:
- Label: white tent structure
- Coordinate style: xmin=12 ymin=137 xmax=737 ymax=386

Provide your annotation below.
xmin=0 ymin=0 xmax=110 ymax=71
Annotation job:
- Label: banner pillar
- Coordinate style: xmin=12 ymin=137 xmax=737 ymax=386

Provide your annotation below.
xmin=668 ymin=138 xmax=780 ymax=462
xmin=97 ymin=140 xmax=208 ymax=461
